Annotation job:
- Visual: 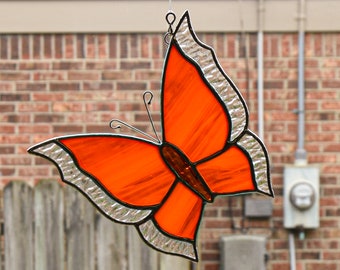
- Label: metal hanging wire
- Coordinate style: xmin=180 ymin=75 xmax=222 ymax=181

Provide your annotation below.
xmin=164 ymin=11 xmax=176 ymax=44
xmin=164 ymin=0 xmax=176 ymax=44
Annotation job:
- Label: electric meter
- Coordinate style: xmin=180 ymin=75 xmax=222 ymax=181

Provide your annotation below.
xmin=289 ymin=182 xmax=315 ymax=211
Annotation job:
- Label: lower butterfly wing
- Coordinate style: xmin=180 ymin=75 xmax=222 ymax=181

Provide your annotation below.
xmin=28 ymin=134 xmax=176 ymax=223
xmin=196 ymin=131 xmax=273 ymax=197
xmin=138 ymin=181 xmax=204 ymax=261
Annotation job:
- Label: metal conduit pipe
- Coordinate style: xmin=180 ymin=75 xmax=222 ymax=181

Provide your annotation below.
xmin=257 ymin=0 xmax=264 ymax=139
xmin=295 ymin=0 xmax=307 ymax=165
xmin=289 ymin=232 xmax=296 ymax=270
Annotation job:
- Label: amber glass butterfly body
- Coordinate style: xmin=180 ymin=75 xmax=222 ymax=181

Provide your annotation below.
xmin=28 ymin=11 xmax=273 ymax=261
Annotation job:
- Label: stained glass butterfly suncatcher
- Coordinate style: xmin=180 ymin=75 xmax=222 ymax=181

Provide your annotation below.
xmin=28 ymin=11 xmax=273 ymax=261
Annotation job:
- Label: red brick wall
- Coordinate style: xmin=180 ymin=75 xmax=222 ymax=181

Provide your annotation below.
xmin=1 ymin=32 xmax=340 ymax=270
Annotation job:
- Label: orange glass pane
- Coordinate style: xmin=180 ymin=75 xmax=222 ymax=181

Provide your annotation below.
xmin=196 ymin=145 xmax=255 ymax=194
xmin=162 ymin=43 xmax=229 ymax=163
xmin=60 ymin=136 xmax=175 ymax=206
xmin=154 ymin=182 xmax=203 ymax=240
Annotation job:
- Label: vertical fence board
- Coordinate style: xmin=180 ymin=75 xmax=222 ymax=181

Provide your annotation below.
xmin=96 ymin=214 xmax=128 ymax=270
xmin=128 ymin=227 xmax=158 ymax=270
xmin=64 ymin=186 xmax=95 ymax=270
xmin=34 ymin=181 xmax=64 ymax=270
xmin=4 ymin=182 xmax=33 ymax=270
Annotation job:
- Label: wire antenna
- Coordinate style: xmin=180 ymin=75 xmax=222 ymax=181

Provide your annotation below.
xmin=109 ymin=119 xmax=160 ymax=143
xmin=143 ymin=91 xmax=161 ymax=143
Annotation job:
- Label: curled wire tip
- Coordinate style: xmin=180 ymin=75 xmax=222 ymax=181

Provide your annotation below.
xmin=143 ymin=91 xmax=154 ymax=105
xmin=109 ymin=119 xmax=122 ymax=130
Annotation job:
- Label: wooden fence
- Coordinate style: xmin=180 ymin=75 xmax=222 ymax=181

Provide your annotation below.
xmin=2 ymin=180 xmax=191 ymax=270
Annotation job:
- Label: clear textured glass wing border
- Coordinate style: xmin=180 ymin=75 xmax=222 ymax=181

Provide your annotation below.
xmin=138 ymin=219 xmax=197 ymax=261
xmin=237 ymin=131 xmax=272 ymax=196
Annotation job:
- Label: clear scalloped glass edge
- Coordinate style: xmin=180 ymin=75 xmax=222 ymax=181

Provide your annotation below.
xmin=237 ymin=131 xmax=273 ymax=196
xmin=138 ymin=219 xmax=197 ymax=261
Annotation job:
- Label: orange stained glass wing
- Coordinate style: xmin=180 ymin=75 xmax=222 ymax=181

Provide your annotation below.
xmin=154 ymin=181 xmax=203 ymax=240
xmin=162 ymin=43 xmax=229 ymax=163
xmin=196 ymin=145 xmax=255 ymax=194
xmin=59 ymin=136 xmax=175 ymax=207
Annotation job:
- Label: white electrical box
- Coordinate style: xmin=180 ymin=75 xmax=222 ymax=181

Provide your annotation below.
xmin=284 ymin=166 xmax=319 ymax=229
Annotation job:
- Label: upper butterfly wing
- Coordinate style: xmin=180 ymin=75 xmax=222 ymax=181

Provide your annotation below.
xmin=162 ymin=12 xmax=248 ymax=163
xmin=28 ymin=135 xmax=176 ymax=223
xmin=162 ymin=43 xmax=229 ymax=162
